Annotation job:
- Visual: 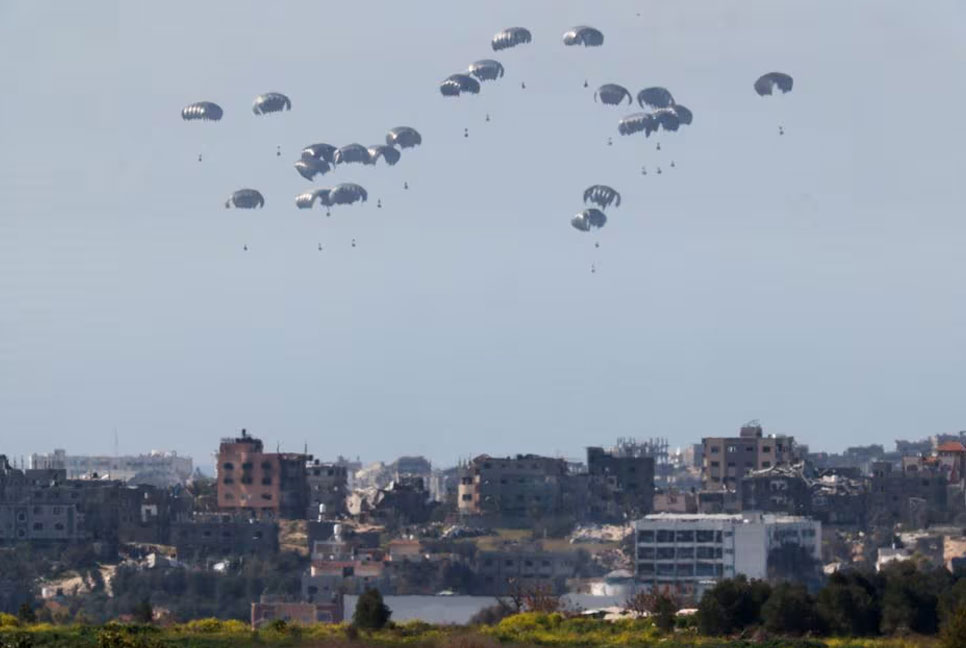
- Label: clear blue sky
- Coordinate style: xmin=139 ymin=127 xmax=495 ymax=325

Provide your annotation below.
xmin=1 ymin=0 xmax=965 ymax=467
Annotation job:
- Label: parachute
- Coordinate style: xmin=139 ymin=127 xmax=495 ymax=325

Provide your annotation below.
xmin=334 ymin=143 xmax=372 ymax=165
xmin=252 ymin=92 xmax=291 ymax=115
xmin=571 ymin=208 xmax=607 ymax=232
xmin=754 ymin=72 xmax=793 ymax=96
xmin=386 ymin=126 xmax=421 ymax=149
xmin=652 ymin=108 xmax=680 ymax=132
xmin=637 ymin=87 xmax=674 ymax=110
xmin=583 ymin=185 xmax=621 ymax=209
xmin=296 ymin=189 xmax=332 ymax=209
xmin=594 ymin=84 xmax=632 ymax=106
xmin=329 ymin=183 xmax=368 ymax=206
xmin=366 ymin=145 xmax=401 ymax=166
xmin=492 ymin=27 xmax=532 ymax=51
xmin=181 ymin=101 xmax=223 ymax=121
xmin=225 ymin=189 xmax=264 ymax=209
xmin=670 ymin=103 xmax=693 ymax=125
xmin=440 ymin=74 xmax=481 ymax=96
xmin=618 ymin=112 xmax=658 ymax=137
xmin=468 ymin=59 xmax=505 ymax=82
xmin=562 ymin=26 xmax=604 ymax=47
xmin=301 ymin=143 xmax=337 ymax=164
xmin=295 ymin=158 xmax=330 ymax=181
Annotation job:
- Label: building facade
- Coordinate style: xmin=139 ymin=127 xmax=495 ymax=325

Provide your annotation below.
xmin=702 ymin=422 xmax=798 ymax=491
xmin=306 ymin=461 xmax=348 ymax=519
xmin=216 ymin=430 xmax=309 ymax=519
xmin=632 ymin=513 xmax=821 ymax=598
xmin=458 ymin=454 xmax=571 ymax=523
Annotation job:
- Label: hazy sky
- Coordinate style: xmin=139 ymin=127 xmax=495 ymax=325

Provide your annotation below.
xmin=2 ymin=0 xmax=965 ymax=468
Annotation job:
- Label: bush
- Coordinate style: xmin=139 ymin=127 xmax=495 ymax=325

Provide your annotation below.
xmin=353 ymin=588 xmax=391 ymax=630
xmin=0 ymin=613 xmax=20 ymax=628
xmin=761 ymin=582 xmax=823 ymax=635
xmin=15 ymin=604 xmax=35 ymax=625
xmin=942 ymin=604 xmax=966 ymax=648
xmin=697 ymin=576 xmax=772 ymax=635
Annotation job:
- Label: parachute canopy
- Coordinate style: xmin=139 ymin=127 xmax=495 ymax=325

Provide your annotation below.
xmin=618 ymin=112 xmax=658 ymax=137
xmin=296 ymin=189 xmax=332 ymax=209
xmin=334 ymin=143 xmax=372 ymax=165
xmin=571 ymin=208 xmax=607 ymax=232
xmin=468 ymin=59 xmax=505 ymax=82
xmin=301 ymin=143 xmax=337 ymax=164
xmin=754 ymin=72 xmax=793 ymax=96
xmin=652 ymin=108 xmax=680 ymax=132
xmin=387 ymin=126 xmax=421 ymax=149
xmin=366 ymin=145 xmax=401 ymax=166
xmin=329 ymin=183 xmax=368 ymax=206
xmin=252 ymin=92 xmax=291 ymax=115
xmin=440 ymin=74 xmax=481 ymax=96
xmin=671 ymin=103 xmax=693 ymax=125
xmin=182 ymin=101 xmax=223 ymax=121
xmin=225 ymin=189 xmax=264 ymax=209
xmin=584 ymin=185 xmax=621 ymax=209
xmin=594 ymin=84 xmax=631 ymax=106
xmin=492 ymin=27 xmax=532 ymax=51
xmin=563 ymin=26 xmax=604 ymax=47
xmin=637 ymin=87 xmax=674 ymax=110
xmin=295 ymin=158 xmax=330 ymax=181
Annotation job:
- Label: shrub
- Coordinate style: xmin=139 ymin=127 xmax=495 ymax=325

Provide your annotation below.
xmin=353 ymin=588 xmax=391 ymax=630
xmin=0 ymin=613 xmax=20 ymax=628
xmin=942 ymin=604 xmax=966 ymax=648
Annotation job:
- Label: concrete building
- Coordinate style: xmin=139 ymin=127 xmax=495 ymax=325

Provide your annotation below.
xmin=701 ymin=421 xmax=798 ymax=491
xmin=29 ymin=449 xmax=192 ymax=486
xmin=740 ymin=463 xmax=811 ymax=515
xmin=632 ymin=512 xmax=821 ymax=598
xmin=172 ymin=515 xmax=278 ymax=560
xmin=586 ymin=447 xmax=655 ymax=520
xmin=458 ymin=454 xmax=572 ymax=524
xmin=475 ymin=545 xmax=579 ymax=595
xmin=869 ymin=459 xmax=948 ymax=528
xmin=251 ymin=598 xmax=342 ymax=628
xmin=306 ymin=460 xmax=348 ymax=519
xmin=216 ymin=430 xmax=309 ymax=519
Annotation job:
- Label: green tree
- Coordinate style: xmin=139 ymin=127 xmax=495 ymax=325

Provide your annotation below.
xmin=697 ymin=576 xmax=771 ymax=635
xmin=941 ymin=604 xmax=966 ymax=648
xmin=761 ymin=582 xmax=823 ymax=635
xmin=816 ymin=570 xmax=881 ymax=636
xmin=353 ymin=588 xmax=391 ymax=630
xmin=879 ymin=562 xmax=949 ymax=635
xmin=651 ymin=592 xmax=679 ymax=634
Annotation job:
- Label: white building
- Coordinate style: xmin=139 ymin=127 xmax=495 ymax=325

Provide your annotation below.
xmin=632 ymin=512 xmax=820 ymax=597
xmin=29 ymin=448 xmax=193 ymax=486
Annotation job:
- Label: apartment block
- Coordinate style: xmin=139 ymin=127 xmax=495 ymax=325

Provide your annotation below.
xmin=702 ymin=421 xmax=797 ymax=490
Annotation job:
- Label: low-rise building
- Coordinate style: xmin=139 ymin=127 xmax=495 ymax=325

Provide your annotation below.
xmin=474 ymin=545 xmax=579 ymax=595
xmin=172 ymin=515 xmax=278 ymax=560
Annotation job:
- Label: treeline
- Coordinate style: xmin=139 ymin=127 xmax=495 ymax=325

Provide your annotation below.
xmin=697 ymin=561 xmax=966 ymax=637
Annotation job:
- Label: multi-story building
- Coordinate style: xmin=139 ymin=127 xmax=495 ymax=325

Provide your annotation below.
xmin=474 ymin=545 xmax=579 ymax=595
xmin=216 ymin=430 xmax=309 ymax=519
xmin=172 ymin=514 xmax=278 ymax=560
xmin=701 ymin=421 xmax=798 ymax=491
xmin=586 ymin=447 xmax=655 ymax=520
xmin=869 ymin=459 xmax=948 ymax=528
xmin=458 ymin=454 xmax=571 ymax=524
xmin=306 ymin=460 xmax=348 ymax=519
xmin=739 ymin=463 xmax=811 ymax=515
xmin=29 ymin=449 xmax=193 ymax=486
xmin=632 ymin=512 xmax=821 ymax=599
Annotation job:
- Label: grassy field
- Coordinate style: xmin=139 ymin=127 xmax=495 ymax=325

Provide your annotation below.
xmin=0 ymin=613 xmax=943 ymax=648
